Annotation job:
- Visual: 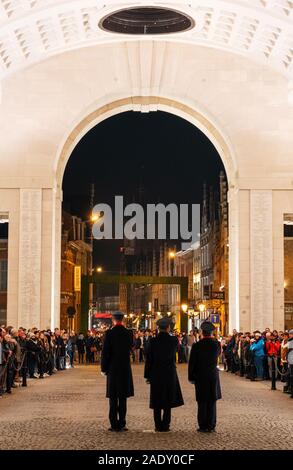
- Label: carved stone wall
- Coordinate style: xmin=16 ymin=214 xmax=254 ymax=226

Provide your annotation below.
xmin=250 ymin=190 xmax=273 ymax=331
xmin=18 ymin=189 xmax=42 ymax=328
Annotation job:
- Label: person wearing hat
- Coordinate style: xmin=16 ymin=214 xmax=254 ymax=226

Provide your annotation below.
xmin=188 ymin=321 xmax=221 ymax=432
xmin=144 ymin=317 xmax=184 ymax=432
xmin=101 ymin=311 xmax=134 ymax=431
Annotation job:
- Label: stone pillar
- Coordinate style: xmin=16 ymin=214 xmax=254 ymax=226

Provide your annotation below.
xmin=40 ymin=188 xmax=62 ymax=329
xmin=229 ymin=188 xmax=251 ymax=333
xmin=51 ymin=188 xmax=62 ymax=330
xmin=250 ymin=190 xmax=273 ymax=331
xmin=18 ymin=189 xmax=42 ymax=328
xmin=238 ymin=190 xmax=251 ymax=332
xmin=228 ymin=188 xmax=240 ymax=332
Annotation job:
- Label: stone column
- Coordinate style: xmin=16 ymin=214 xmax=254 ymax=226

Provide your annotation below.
xmin=229 ymin=188 xmax=251 ymax=333
xmin=52 ymin=189 xmax=62 ymax=330
xmin=228 ymin=188 xmax=240 ymax=332
xmin=238 ymin=190 xmax=251 ymax=332
xmin=18 ymin=189 xmax=42 ymax=328
xmin=250 ymin=190 xmax=273 ymax=331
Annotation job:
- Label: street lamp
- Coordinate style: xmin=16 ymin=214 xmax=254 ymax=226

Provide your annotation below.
xmin=96 ymin=266 xmax=102 ymax=273
xmin=169 ymin=251 xmax=176 ymax=276
xmin=91 ymin=213 xmax=100 ymax=223
xmin=198 ymin=303 xmax=205 ymax=320
xmin=181 ymin=303 xmax=188 ymax=313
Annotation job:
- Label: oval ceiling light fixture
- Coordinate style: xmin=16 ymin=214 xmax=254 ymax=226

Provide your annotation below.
xmin=99 ymin=6 xmax=194 ymax=35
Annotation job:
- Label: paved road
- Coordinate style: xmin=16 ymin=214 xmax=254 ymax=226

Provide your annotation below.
xmin=0 ymin=364 xmax=292 ymax=450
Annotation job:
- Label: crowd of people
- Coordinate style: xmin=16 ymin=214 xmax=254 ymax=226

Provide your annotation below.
xmin=221 ymin=328 xmax=293 ymax=398
xmin=132 ymin=330 xmax=199 ymax=364
xmin=0 ymin=326 xmax=80 ymax=397
xmin=1 ymin=324 xmax=292 ymax=400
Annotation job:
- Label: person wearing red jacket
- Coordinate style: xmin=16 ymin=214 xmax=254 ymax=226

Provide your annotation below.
xmin=266 ymin=334 xmax=281 ymax=380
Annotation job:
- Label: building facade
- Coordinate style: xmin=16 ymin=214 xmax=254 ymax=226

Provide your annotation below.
xmin=200 ymin=173 xmax=229 ymax=333
xmin=172 ymin=241 xmax=201 ymax=330
xmin=119 ymin=240 xmax=178 ymax=328
xmin=172 ymin=173 xmax=229 ymax=333
xmin=60 ymin=212 xmax=92 ymax=331
xmin=284 ymin=221 xmax=293 ymax=330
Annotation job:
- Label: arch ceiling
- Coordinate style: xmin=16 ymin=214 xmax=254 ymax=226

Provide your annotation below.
xmin=0 ymin=1 xmax=293 ymax=79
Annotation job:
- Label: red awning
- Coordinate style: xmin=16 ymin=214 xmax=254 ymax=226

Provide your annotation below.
xmin=93 ymin=312 xmax=112 ymax=319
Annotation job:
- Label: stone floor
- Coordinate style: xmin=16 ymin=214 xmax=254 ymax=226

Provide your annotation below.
xmin=0 ymin=364 xmax=292 ymax=450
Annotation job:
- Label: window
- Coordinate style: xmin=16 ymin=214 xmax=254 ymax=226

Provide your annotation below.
xmin=0 ymin=308 xmax=6 ymax=325
xmin=0 ymin=259 xmax=8 ymax=291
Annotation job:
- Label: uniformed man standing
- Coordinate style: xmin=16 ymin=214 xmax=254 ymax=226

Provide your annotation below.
xmin=188 ymin=321 xmax=221 ymax=433
xmin=101 ymin=311 xmax=134 ymax=432
xmin=144 ymin=317 xmax=184 ymax=432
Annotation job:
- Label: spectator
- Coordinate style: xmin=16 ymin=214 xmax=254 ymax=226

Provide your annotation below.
xmin=67 ymin=331 xmax=77 ymax=368
xmin=143 ymin=330 xmax=152 ymax=358
xmin=133 ymin=332 xmax=141 ymax=363
xmin=178 ymin=333 xmax=187 ymax=363
xmin=281 ymin=332 xmax=289 ymax=392
xmin=224 ymin=335 xmax=233 ymax=372
xmin=54 ymin=329 xmax=65 ymax=370
xmin=85 ymin=331 xmax=95 ymax=364
xmin=94 ymin=332 xmax=102 ymax=364
xmin=26 ymin=332 xmax=41 ymax=378
xmin=265 ymin=333 xmax=281 ymax=380
xmin=76 ymin=333 xmax=85 ymax=364
xmin=187 ymin=330 xmax=196 ymax=361
xmin=287 ymin=329 xmax=293 ymax=398
xmin=249 ymin=331 xmax=265 ymax=380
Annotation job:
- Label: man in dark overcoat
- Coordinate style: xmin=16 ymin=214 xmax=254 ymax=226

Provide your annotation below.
xmin=101 ymin=311 xmax=134 ymax=432
xmin=144 ymin=317 xmax=184 ymax=432
xmin=188 ymin=321 xmax=221 ymax=433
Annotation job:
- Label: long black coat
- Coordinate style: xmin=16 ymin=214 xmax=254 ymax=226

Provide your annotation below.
xmin=188 ymin=337 xmax=222 ymax=402
xmin=101 ymin=325 xmax=134 ymax=399
xmin=144 ymin=332 xmax=184 ymax=410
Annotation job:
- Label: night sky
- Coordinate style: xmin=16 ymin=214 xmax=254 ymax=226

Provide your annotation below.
xmin=62 ymin=111 xmax=225 ymax=271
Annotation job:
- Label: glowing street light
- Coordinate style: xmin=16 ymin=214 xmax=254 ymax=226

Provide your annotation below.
xmin=181 ymin=303 xmax=188 ymax=313
xmin=96 ymin=266 xmax=102 ymax=273
xmin=91 ymin=213 xmax=100 ymax=223
xmin=169 ymin=250 xmax=176 ymax=276
xmin=199 ymin=303 xmax=205 ymax=313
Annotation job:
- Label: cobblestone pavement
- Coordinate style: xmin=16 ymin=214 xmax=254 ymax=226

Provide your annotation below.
xmin=0 ymin=364 xmax=292 ymax=450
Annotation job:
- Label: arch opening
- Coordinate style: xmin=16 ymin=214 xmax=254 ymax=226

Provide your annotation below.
xmin=56 ymin=97 xmax=237 ymax=190
xmin=57 ymin=99 xmax=235 ymax=334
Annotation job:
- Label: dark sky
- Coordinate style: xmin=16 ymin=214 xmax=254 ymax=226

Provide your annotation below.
xmin=62 ymin=111 xmax=225 ymax=271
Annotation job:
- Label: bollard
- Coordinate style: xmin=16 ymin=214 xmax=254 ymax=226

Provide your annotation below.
xmin=271 ymin=356 xmax=276 ymax=390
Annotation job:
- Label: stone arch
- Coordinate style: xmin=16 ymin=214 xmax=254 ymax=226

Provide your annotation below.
xmin=55 ymin=96 xmax=237 ymax=189
xmin=53 ymin=95 xmax=239 ymax=331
